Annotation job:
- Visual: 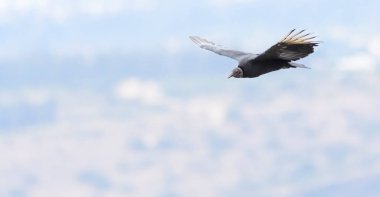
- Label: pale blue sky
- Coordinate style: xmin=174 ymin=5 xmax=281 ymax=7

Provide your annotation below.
xmin=0 ymin=0 xmax=380 ymax=196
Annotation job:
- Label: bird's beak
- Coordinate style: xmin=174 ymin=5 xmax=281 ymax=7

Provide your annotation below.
xmin=228 ymin=73 xmax=233 ymax=79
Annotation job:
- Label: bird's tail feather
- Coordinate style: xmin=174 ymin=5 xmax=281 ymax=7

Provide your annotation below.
xmin=289 ymin=62 xmax=310 ymax=69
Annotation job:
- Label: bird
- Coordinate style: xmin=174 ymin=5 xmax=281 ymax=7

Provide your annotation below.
xmin=189 ymin=29 xmax=320 ymax=78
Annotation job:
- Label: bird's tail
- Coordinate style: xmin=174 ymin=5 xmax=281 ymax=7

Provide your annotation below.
xmin=289 ymin=62 xmax=310 ymax=69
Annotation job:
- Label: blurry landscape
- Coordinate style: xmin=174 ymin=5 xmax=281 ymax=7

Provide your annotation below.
xmin=1 ymin=0 xmax=380 ymax=196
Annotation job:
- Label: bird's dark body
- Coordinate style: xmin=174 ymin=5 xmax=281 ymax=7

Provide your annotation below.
xmin=239 ymin=59 xmax=292 ymax=78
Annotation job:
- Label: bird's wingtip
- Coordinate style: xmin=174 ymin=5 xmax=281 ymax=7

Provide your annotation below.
xmin=189 ymin=36 xmax=196 ymax=42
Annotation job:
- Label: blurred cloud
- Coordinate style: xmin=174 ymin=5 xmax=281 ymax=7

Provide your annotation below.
xmin=115 ymin=78 xmax=164 ymax=105
xmin=368 ymin=37 xmax=380 ymax=57
xmin=337 ymin=53 xmax=377 ymax=72
xmin=0 ymin=0 xmax=157 ymax=23
xmin=1 ymin=72 xmax=379 ymax=196
xmin=0 ymin=89 xmax=51 ymax=107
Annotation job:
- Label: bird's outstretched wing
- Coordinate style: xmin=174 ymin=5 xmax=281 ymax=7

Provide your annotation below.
xmin=254 ymin=29 xmax=320 ymax=61
xmin=189 ymin=36 xmax=253 ymax=62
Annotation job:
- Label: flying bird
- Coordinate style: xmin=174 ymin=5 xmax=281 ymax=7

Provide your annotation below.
xmin=189 ymin=29 xmax=320 ymax=78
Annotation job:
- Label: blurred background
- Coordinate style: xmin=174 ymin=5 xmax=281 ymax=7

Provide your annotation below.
xmin=1 ymin=0 xmax=380 ymax=196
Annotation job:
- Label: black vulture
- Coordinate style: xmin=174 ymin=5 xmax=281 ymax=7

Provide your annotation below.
xmin=190 ymin=29 xmax=320 ymax=78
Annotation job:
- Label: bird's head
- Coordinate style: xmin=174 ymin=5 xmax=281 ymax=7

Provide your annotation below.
xmin=228 ymin=67 xmax=243 ymax=78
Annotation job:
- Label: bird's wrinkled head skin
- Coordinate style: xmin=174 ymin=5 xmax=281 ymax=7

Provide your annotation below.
xmin=228 ymin=67 xmax=243 ymax=78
